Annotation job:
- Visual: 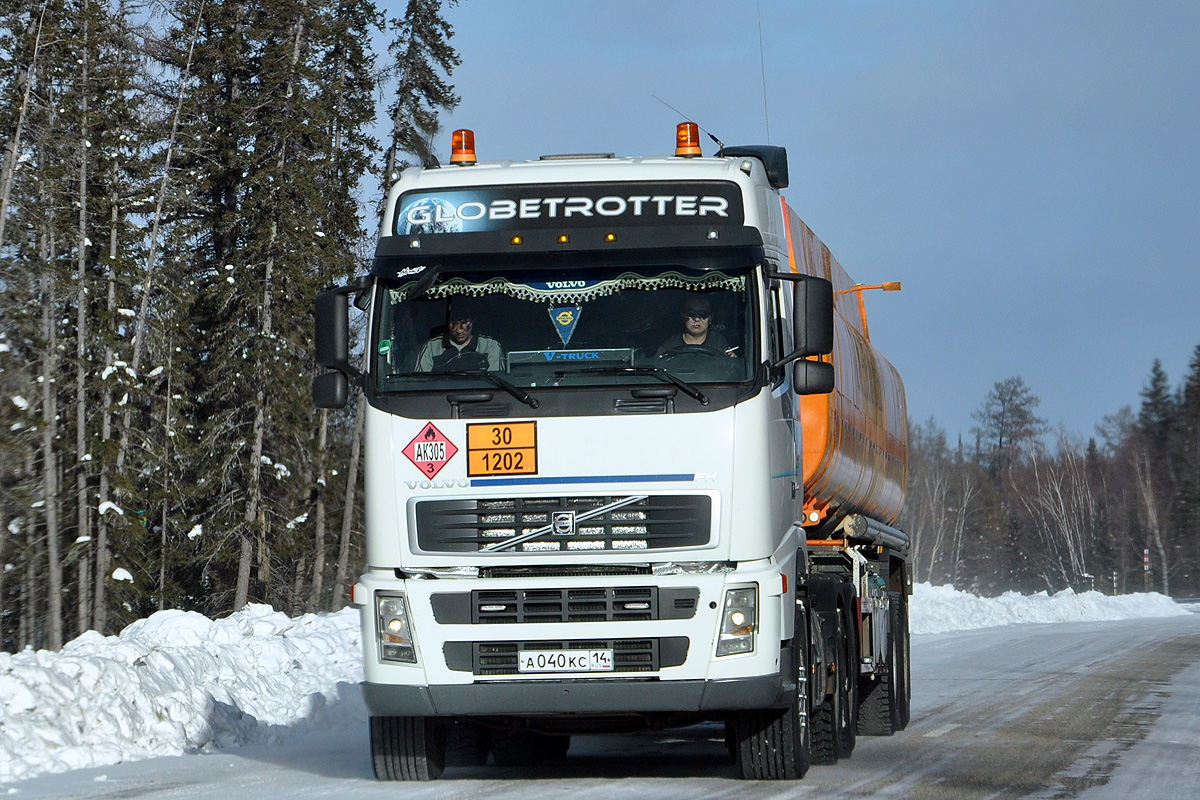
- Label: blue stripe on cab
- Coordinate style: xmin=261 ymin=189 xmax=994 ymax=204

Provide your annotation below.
xmin=470 ymin=473 xmax=694 ymax=487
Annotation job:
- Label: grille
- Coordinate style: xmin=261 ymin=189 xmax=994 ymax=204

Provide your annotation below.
xmin=415 ymin=495 xmax=711 ymax=553
xmin=426 ymin=586 xmax=699 ymax=624
xmin=442 ymin=637 xmax=690 ymax=675
xmin=476 ymin=586 xmax=656 ymax=623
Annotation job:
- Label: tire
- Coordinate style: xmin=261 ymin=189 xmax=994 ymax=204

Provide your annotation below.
xmin=446 ymin=720 xmax=491 ymax=766
xmin=836 ymin=584 xmax=859 ymax=758
xmin=810 ymin=660 xmax=840 ymax=765
xmin=370 ymin=716 xmax=449 ymax=781
xmin=730 ymin=594 xmax=813 ymax=780
xmin=812 ymin=584 xmax=858 ymax=764
xmin=857 ymin=591 xmax=904 ymax=736
xmin=897 ymin=591 xmax=911 ymax=731
xmin=490 ymin=729 xmax=570 ymax=766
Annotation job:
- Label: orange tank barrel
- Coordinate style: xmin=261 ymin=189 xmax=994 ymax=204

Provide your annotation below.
xmin=782 ymin=199 xmax=907 ymax=528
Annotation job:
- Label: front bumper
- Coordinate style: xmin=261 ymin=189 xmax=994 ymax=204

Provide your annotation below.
xmin=362 ymin=644 xmax=794 ymax=716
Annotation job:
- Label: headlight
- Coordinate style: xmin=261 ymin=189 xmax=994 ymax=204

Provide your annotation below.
xmin=716 ymin=586 xmax=757 ymax=656
xmin=376 ymin=593 xmax=417 ymax=663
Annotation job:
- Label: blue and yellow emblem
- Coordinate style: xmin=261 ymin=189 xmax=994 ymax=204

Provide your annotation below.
xmin=550 ymin=305 xmax=582 ymax=345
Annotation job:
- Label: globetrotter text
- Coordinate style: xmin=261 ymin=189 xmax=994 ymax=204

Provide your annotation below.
xmin=404 ymin=194 xmax=732 ymax=226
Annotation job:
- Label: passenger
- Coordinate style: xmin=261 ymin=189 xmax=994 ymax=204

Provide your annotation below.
xmin=655 ymin=296 xmax=735 ymax=358
xmin=414 ymin=299 xmax=504 ymax=372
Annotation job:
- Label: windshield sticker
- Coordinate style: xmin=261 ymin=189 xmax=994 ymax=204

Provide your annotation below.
xmin=394 ymin=181 xmax=744 ymax=235
xmin=402 ymin=423 xmax=459 ymax=479
xmin=549 ymin=306 xmax=582 ymax=344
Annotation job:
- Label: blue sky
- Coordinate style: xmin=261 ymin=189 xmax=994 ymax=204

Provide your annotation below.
xmin=382 ymin=1 xmax=1200 ymax=444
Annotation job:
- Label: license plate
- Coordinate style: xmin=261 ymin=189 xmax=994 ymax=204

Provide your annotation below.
xmin=517 ymin=649 xmax=614 ymax=673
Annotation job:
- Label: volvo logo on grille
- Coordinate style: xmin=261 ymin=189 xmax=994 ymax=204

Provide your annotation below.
xmin=551 ymin=511 xmax=577 ymax=536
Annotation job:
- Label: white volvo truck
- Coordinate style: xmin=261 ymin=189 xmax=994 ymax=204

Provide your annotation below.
xmin=314 ymin=123 xmax=910 ymax=781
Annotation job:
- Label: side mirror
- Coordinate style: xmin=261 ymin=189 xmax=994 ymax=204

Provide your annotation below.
xmin=792 ymin=276 xmax=833 ymax=357
xmin=313 ymin=371 xmax=349 ymax=409
xmin=314 ymin=289 xmax=353 ymax=374
xmin=793 ymin=359 xmax=834 ymax=395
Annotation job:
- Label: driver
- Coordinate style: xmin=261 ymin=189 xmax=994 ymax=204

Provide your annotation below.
xmin=655 ymin=296 xmax=735 ymax=358
xmin=414 ymin=298 xmax=504 ymax=372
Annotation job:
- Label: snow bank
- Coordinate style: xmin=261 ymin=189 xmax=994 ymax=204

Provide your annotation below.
xmin=0 ymin=587 xmax=1189 ymax=785
xmin=0 ymin=604 xmax=362 ymax=784
xmin=910 ymin=582 xmax=1189 ymax=634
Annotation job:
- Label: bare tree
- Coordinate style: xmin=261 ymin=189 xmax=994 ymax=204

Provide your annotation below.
xmin=0 ymin=3 xmax=49 ymax=251
xmin=331 ymin=399 xmax=365 ymax=608
xmin=1018 ymin=432 xmax=1096 ymax=590
xmin=1132 ymin=449 xmax=1169 ymax=595
xmin=308 ymin=410 xmax=329 ymax=611
xmin=949 ymin=468 xmax=982 ymax=587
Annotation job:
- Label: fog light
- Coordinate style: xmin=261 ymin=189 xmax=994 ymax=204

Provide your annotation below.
xmin=717 ymin=587 xmax=757 ymax=657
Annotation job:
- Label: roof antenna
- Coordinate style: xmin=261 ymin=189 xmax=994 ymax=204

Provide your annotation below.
xmin=756 ymin=0 xmax=771 ymax=143
xmin=652 ymin=95 xmax=725 ymax=151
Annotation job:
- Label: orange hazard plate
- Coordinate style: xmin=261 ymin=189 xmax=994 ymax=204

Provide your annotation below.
xmin=466 ymin=422 xmax=538 ymax=477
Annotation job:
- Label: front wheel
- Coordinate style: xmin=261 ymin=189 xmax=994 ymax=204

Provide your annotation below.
xmin=729 ymin=595 xmax=813 ymax=780
xmin=370 ymin=716 xmax=449 ymax=781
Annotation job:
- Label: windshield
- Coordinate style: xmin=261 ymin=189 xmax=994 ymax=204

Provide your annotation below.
xmin=373 ymin=264 xmax=756 ymax=394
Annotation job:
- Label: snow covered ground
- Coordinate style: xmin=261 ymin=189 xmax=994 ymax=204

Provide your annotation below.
xmin=0 ymin=585 xmax=1189 ymax=786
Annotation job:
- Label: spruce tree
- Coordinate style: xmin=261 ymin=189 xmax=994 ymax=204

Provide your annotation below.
xmin=381 ymin=0 xmax=461 ymax=191
xmin=1134 ymin=358 xmax=1178 ymax=595
xmin=1174 ymin=345 xmax=1200 ymax=594
xmin=149 ymin=0 xmax=383 ymax=614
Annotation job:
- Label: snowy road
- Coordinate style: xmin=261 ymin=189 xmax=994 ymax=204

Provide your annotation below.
xmin=11 ymin=614 xmax=1200 ymax=800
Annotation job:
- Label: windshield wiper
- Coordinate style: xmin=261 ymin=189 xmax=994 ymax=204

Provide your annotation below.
xmin=567 ymin=366 xmax=709 ymax=406
xmin=437 ymin=370 xmax=540 ymax=409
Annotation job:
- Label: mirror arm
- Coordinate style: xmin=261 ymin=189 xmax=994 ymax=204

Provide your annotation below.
xmin=771 ymin=348 xmax=806 ymax=370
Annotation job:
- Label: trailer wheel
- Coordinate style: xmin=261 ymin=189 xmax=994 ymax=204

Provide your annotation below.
xmin=897 ymin=591 xmax=911 ymax=730
xmin=370 ymin=716 xmax=449 ymax=781
xmin=857 ymin=591 xmax=904 ymax=736
xmin=730 ymin=595 xmax=813 ymax=780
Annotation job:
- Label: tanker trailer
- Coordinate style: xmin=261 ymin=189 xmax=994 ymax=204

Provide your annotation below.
xmin=784 ymin=202 xmax=912 ymax=747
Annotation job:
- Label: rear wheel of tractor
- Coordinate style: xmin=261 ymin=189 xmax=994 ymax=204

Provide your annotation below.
xmin=897 ymin=591 xmax=912 ymax=730
xmin=730 ymin=593 xmax=813 ymax=780
xmin=857 ymin=591 xmax=904 ymax=736
xmin=835 ymin=583 xmax=859 ymax=758
xmin=369 ymin=716 xmax=449 ymax=781
xmin=810 ymin=606 xmax=841 ymax=763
